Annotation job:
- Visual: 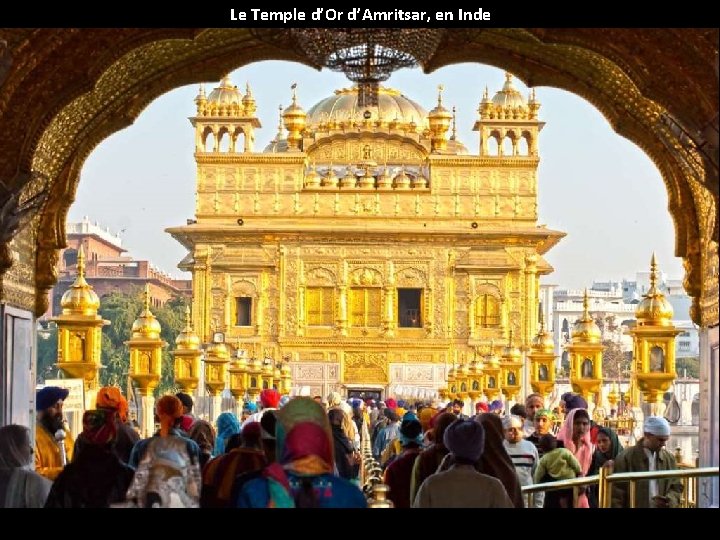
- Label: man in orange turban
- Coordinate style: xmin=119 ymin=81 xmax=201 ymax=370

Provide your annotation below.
xmin=95 ymin=386 xmax=139 ymax=466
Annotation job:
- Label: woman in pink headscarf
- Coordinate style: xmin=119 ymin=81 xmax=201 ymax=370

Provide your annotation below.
xmin=555 ymin=408 xmax=595 ymax=508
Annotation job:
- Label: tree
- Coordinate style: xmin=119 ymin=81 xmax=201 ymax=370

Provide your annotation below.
xmin=676 ymin=357 xmax=699 ymax=379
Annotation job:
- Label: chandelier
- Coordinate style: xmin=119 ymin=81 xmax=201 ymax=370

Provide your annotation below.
xmin=289 ymin=29 xmax=445 ymax=106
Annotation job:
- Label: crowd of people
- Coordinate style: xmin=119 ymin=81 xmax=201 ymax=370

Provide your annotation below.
xmin=0 ymin=386 xmax=685 ymax=508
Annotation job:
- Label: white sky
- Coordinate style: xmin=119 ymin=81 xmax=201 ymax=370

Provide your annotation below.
xmin=71 ymin=61 xmax=684 ymax=288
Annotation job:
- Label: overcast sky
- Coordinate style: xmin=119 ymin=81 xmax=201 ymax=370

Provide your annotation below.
xmin=71 ymin=61 xmax=684 ymax=288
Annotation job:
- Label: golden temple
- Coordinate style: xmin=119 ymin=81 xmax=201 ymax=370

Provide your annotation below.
xmin=167 ymin=73 xmax=565 ymax=398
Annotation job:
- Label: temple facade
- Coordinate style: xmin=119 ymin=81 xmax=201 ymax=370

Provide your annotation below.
xmin=167 ymin=74 xmax=565 ymax=399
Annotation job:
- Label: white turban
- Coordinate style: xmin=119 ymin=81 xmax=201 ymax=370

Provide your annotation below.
xmin=327 ymin=391 xmax=342 ymax=408
xmin=644 ymin=416 xmax=670 ymax=436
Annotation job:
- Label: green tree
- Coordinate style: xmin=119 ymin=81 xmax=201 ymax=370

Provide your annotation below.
xmin=36 ymin=325 xmax=59 ymax=383
xmin=676 ymin=357 xmax=699 ymax=379
xmin=96 ymin=289 xmax=188 ymax=395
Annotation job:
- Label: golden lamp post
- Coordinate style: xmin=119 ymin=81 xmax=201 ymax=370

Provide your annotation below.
xmin=262 ymin=351 xmax=275 ymax=390
xmin=467 ymin=346 xmax=485 ymax=411
xmin=127 ymin=285 xmax=166 ymax=437
xmin=279 ymin=354 xmax=293 ymax=395
xmin=446 ymin=360 xmax=458 ymax=401
xmin=172 ymin=306 xmax=201 ymax=393
xmin=483 ymin=341 xmax=502 ymax=402
xmin=528 ymin=310 xmax=557 ymax=399
xmin=500 ymin=331 xmax=523 ymax=403
xmin=228 ymin=341 xmax=248 ymax=415
xmin=52 ymin=245 xmax=109 ymax=410
xmin=455 ymin=354 xmax=470 ymax=406
xmin=246 ymin=349 xmax=263 ymax=403
xmin=204 ymin=334 xmax=230 ymax=419
xmin=628 ymin=254 xmax=681 ymax=415
xmin=566 ymin=290 xmax=604 ymax=407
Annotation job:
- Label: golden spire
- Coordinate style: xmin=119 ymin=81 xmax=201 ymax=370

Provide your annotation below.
xmin=291 ymin=82 xmax=298 ymax=106
xmin=437 ymin=84 xmax=445 ymax=108
xmin=275 ymin=104 xmax=284 ymax=140
xmin=59 ymin=245 xmax=101 ymax=315
xmin=571 ymin=289 xmax=601 ymax=342
xmin=131 ymin=284 xmax=162 ymax=339
xmin=451 ymin=106 xmax=457 ymax=140
xmin=532 ymin=307 xmax=555 ymax=353
xmin=649 ymin=251 xmax=659 ymax=291
xmin=175 ymin=305 xmax=200 ymax=350
xmin=184 ymin=305 xmax=191 ymax=329
xmin=76 ymin=244 xmax=86 ymax=280
xmin=635 ymin=253 xmax=674 ymax=325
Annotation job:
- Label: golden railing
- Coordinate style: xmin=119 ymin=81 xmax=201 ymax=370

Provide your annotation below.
xmin=359 ymin=418 xmax=394 ymax=508
xmin=522 ymin=466 xmax=719 ymax=508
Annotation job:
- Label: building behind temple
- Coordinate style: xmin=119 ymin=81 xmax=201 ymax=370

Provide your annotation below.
xmin=47 ymin=217 xmax=191 ymax=317
xmin=168 ymin=74 xmax=565 ymax=399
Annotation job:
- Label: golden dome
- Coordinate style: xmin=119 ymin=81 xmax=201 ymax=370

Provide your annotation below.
xmin=635 ymin=254 xmax=674 ymax=325
xmin=485 ymin=342 xmax=501 ymax=367
xmin=60 ymin=245 xmax=101 ymax=315
xmin=175 ymin=306 xmax=200 ymax=350
xmin=531 ymin=312 xmax=555 ymax=353
xmin=502 ymin=332 xmax=522 ymax=361
xmin=207 ymin=75 xmax=242 ymax=105
xmin=492 ymin=72 xmax=527 ymax=108
xmin=283 ymin=85 xmax=306 ymax=116
xmin=571 ymin=290 xmax=602 ymax=343
xmin=306 ymin=86 xmax=428 ymax=129
xmin=206 ymin=341 xmax=230 ymax=361
xmin=131 ymin=285 xmax=162 ymax=339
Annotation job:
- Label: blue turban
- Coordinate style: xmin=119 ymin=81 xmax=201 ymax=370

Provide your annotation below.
xmin=36 ymin=386 xmax=69 ymax=411
xmin=243 ymin=402 xmax=258 ymax=413
xmin=564 ymin=394 xmax=588 ymax=412
xmin=214 ymin=412 xmax=241 ymax=455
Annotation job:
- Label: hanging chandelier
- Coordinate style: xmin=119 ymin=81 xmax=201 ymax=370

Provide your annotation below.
xmin=287 ymin=28 xmax=446 ymax=106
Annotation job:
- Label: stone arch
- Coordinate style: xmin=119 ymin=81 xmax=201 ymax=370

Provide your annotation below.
xmin=475 ymin=282 xmax=502 ymax=300
xmin=202 ymin=126 xmax=216 ymax=152
xmin=0 ymin=28 xmax=709 ymax=329
xmin=217 ymin=126 xmax=231 ymax=152
xmin=232 ymin=126 xmax=246 ymax=153
xmin=231 ymin=279 xmax=258 ymax=298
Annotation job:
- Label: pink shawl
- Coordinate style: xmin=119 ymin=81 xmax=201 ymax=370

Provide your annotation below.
xmin=556 ymin=408 xmax=595 ymax=508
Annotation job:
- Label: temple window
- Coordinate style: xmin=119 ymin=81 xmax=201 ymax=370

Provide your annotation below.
xmin=306 ymin=287 xmax=335 ymax=326
xmin=475 ymin=294 xmax=500 ymax=328
xmin=350 ymin=287 xmax=381 ymax=327
xmin=236 ymin=297 xmax=252 ymax=326
xmin=398 ymin=288 xmax=422 ymax=328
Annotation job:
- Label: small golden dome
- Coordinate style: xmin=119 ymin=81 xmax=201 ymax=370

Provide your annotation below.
xmin=502 ymin=332 xmax=522 ymax=361
xmin=636 ymin=254 xmax=674 ymax=326
xmin=485 ymin=343 xmax=501 ymax=367
xmin=175 ymin=306 xmax=200 ymax=350
xmin=207 ymin=75 xmax=242 ymax=106
xmin=306 ymin=86 xmax=428 ymax=129
xmin=283 ymin=85 xmax=306 ymax=117
xmin=492 ymin=72 xmax=527 ymax=108
xmin=531 ymin=313 xmax=555 ymax=353
xmin=206 ymin=341 xmax=230 ymax=361
xmin=60 ymin=246 xmax=101 ymax=315
xmin=571 ymin=290 xmax=602 ymax=343
xmin=131 ymin=285 xmax=162 ymax=339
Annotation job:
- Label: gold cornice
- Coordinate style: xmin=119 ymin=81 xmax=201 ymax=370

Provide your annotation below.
xmin=427 ymin=156 xmax=540 ymax=168
xmin=195 ymin=153 xmax=306 ymax=165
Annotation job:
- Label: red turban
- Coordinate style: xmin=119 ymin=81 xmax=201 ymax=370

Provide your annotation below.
xmin=260 ymin=389 xmax=281 ymax=409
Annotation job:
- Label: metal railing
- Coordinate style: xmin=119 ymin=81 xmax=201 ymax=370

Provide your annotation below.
xmin=522 ymin=466 xmax=719 ymax=508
